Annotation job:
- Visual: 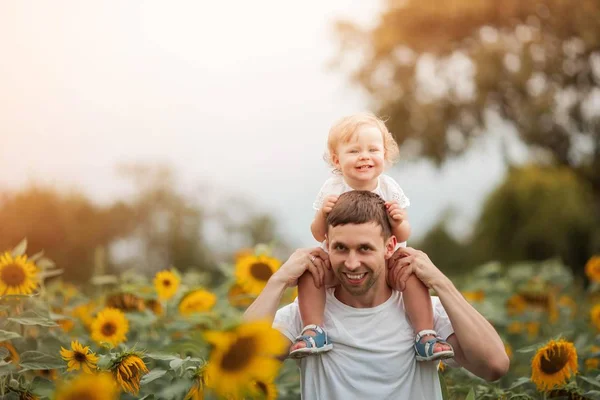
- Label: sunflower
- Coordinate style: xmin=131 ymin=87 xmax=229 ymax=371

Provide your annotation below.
xmin=54 ymin=372 xmax=119 ymax=400
xmin=586 ymin=255 xmax=600 ymax=282
xmin=72 ymin=302 xmax=96 ymax=330
xmin=531 ymin=339 xmax=578 ymax=392
xmin=251 ymin=379 xmax=278 ymax=400
xmin=106 ymin=292 xmax=146 ymax=312
xmin=60 ymin=340 xmax=98 ymax=373
xmin=111 ymin=352 xmax=148 ymax=395
xmin=0 ymin=251 xmax=38 ymax=296
xmin=558 ymin=295 xmax=577 ymax=318
xmin=57 ymin=319 xmax=75 ymax=333
xmin=526 ymin=321 xmax=540 ymax=339
xmin=227 ymin=284 xmax=255 ymax=308
xmin=591 ymin=304 xmax=600 ymax=331
xmin=235 ymin=254 xmax=281 ymax=296
xmin=204 ymin=321 xmax=286 ymax=397
xmin=586 ymin=345 xmax=600 ymax=370
xmin=506 ymin=294 xmax=527 ymax=315
xmin=145 ymin=299 xmax=164 ymax=316
xmin=185 ymin=366 xmax=207 ymax=400
xmin=19 ymin=391 xmax=39 ymax=400
xmin=179 ymin=289 xmax=217 ymax=316
xmin=36 ymin=369 xmax=58 ymax=380
xmin=505 ymin=343 xmax=513 ymax=360
xmin=462 ymin=290 xmax=485 ymax=303
xmin=507 ymin=321 xmax=524 ymax=334
xmin=90 ymin=307 xmax=129 ymax=347
xmin=0 ymin=342 xmax=19 ymax=364
xmin=153 ymin=269 xmax=181 ymax=300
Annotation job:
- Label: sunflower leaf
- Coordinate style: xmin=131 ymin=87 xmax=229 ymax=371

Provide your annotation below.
xmin=36 ymin=257 xmax=56 ymax=270
xmin=140 ymin=368 xmax=167 ymax=385
xmin=438 ymin=370 xmax=449 ymax=400
xmin=579 ymin=375 xmax=600 ymax=389
xmin=0 ymin=330 xmax=21 ymax=341
xmin=465 ymin=388 xmax=476 ymax=400
xmin=169 ymin=356 xmax=190 ymax=370
xmin=145 ymin=353 xmax=181 ymax=362
xmin=0 ymin=348 xmax=9 ymax=360
xmin=8 ymin=311 xmax=57 ymax=327
xmin=11 ymin=239 xmax=27 ymax=257
xmin=581 ymin=391 xmax=600 ymax=400
xmin=30 ymin=376 xmax=56 ymax=397
xmin=507 ymin=376 xmax=531 ymax=390
xmin=18 ymin=351 xmax=64 ymax=371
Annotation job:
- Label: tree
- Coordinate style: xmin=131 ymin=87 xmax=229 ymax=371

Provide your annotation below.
xmin=334 ymin=0 xmax=600 ymax=201
xmin=0 ymin=187 xmax=135 ymax=282
xmin=470 ymin=164 xmax=596 ymax=277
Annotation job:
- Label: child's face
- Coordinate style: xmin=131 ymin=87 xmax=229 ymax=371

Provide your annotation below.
xmin=333 ymin=125 xmax=385 ymax=185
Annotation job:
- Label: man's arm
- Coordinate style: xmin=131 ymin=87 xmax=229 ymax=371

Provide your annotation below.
xmin=388 ymin=247 xmax=509 ymax=382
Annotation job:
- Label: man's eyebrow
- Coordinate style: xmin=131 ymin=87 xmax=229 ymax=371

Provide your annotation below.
xmin=330 ymin=240 xmax=346 ymax=247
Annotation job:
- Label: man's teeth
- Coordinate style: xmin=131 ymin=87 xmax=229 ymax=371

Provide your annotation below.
xmin=346 ymin=273 xmax=366 ymax=280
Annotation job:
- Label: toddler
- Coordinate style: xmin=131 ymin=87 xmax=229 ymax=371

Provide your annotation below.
xmin=289 ymin=112 xmax=454 ymax=362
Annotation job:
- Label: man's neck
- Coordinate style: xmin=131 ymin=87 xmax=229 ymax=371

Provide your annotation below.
xmin=334 ymin=279 xmax=392 ymax=308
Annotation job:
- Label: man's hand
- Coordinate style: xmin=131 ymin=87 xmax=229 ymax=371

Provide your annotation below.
xmin=272 ymin=248 xmax=330 ymax=289
xmin=321 ymin=195 xmax=339 ymax=215
xmin=385 ymin=201 xmax=407 ymax=228
xmin=387 ymin=247 xmax=447 ymax=291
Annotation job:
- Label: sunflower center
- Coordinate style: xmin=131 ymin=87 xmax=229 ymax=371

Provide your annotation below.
xmin=101 ymin=322 xmax=117 ymax=336
xmin=163 ymin=279 xmax=171 ymax=287
xmin=540 ymin=345 xmax=569 ymax=374
xmin=1 ymin=264 xmax=26 ymax=286
xmin=74 ymin=351 xmax=87 ymax=362
xmin=220 ymin=336 xmax=256 ymax=372
xmin=256 ymin=381 xmax=268 ymax=394
xmin=250 ymin=263 xmax=273 ymax=281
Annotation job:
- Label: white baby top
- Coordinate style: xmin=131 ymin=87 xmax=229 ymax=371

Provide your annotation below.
xmin=313 ymin=174 xmax=410 ymax=211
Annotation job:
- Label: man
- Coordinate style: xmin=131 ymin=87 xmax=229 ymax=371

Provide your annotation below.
xmin=244 ymin=191 xmax=509 ymax=399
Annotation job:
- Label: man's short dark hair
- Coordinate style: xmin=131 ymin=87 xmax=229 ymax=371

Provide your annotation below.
xmin=326 ymin=191 xmax=392 ymax=238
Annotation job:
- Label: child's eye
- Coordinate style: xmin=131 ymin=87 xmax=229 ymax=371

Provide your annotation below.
xmin=369 ymin=148 xmax=380 ymax=152
xmin=349 ymin=150 xmax=359 ymax=154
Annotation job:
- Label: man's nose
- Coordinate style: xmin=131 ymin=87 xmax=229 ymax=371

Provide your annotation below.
xmin=344 ymin=252 xmax=361 ymax=270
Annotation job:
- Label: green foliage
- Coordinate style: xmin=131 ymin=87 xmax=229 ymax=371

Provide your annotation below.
xmin=471 ymin=165 xmax=596 ymax=277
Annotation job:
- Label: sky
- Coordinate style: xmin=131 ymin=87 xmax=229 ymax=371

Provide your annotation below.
xmin=0 ymin=1 xmax=522 ymax=249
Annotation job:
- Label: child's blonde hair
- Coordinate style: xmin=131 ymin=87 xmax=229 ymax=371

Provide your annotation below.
xmin=325 ymin=112 xmax=400 ymax=170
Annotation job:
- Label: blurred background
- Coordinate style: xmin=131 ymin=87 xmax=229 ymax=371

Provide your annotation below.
xmin=1 ymin=0 xmax=599 ymax=285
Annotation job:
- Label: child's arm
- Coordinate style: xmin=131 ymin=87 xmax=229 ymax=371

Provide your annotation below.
xmin=311 ymin=195 xmax=339 ymax=242
xmin=386 ymin=201 xmax=411 ymax=242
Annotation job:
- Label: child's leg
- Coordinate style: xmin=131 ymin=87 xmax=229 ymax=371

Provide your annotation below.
xmin=403 ymin=275 xmax=453 ymax=359
xmin=289 ymin=271 xmax=327 ymax=354
xmin=298 ymin=270 xmax=325 ymax=327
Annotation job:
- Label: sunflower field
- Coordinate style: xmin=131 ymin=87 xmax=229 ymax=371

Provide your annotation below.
xmin=0 ymin=238 xmax=599 ymax=400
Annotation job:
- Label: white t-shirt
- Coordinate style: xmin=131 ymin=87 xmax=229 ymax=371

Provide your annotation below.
xmin=273 ymin=289 xmax=455 ymax=400
xmin=313 ymin=174 xmax=410 ymax=211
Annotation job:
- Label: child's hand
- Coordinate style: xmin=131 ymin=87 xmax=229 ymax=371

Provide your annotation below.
xmin=385 ymin=201 xmax=407 ymax=226
xmin=321 ymin=195 xmax=339 ymax=214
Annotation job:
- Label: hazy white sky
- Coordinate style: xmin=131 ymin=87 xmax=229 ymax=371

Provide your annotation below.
xmin=0 ymin=1 xmax=518 ymax=248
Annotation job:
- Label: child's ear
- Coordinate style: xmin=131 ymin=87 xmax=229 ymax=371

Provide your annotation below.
xmin=384 ymin=236 xmax=397 ymax=260
xmin=332 ymin=153 xmax=340 ymax=168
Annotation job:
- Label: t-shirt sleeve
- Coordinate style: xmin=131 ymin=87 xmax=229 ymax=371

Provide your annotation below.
xmin=381 ymin=175 xmax=410 ymax=208
xmin=312 ymin=176 xmax=343 ymax=211
xmin=272 ymin=300 xmax=303 ymax=342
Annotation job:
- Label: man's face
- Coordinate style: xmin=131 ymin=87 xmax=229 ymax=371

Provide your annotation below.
xmin=327 ymin=222 xmax=394 ymax=296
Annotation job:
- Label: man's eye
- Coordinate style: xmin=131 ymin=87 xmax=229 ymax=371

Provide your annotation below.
xmin=360 ymin=246 xmax=371 ymax=251
xmin=334 ymin=244 xmax=346 ymax=251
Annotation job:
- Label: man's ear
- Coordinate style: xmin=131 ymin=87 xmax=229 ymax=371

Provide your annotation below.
xmin=384 ymin=235 xmax=397 ymax=260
